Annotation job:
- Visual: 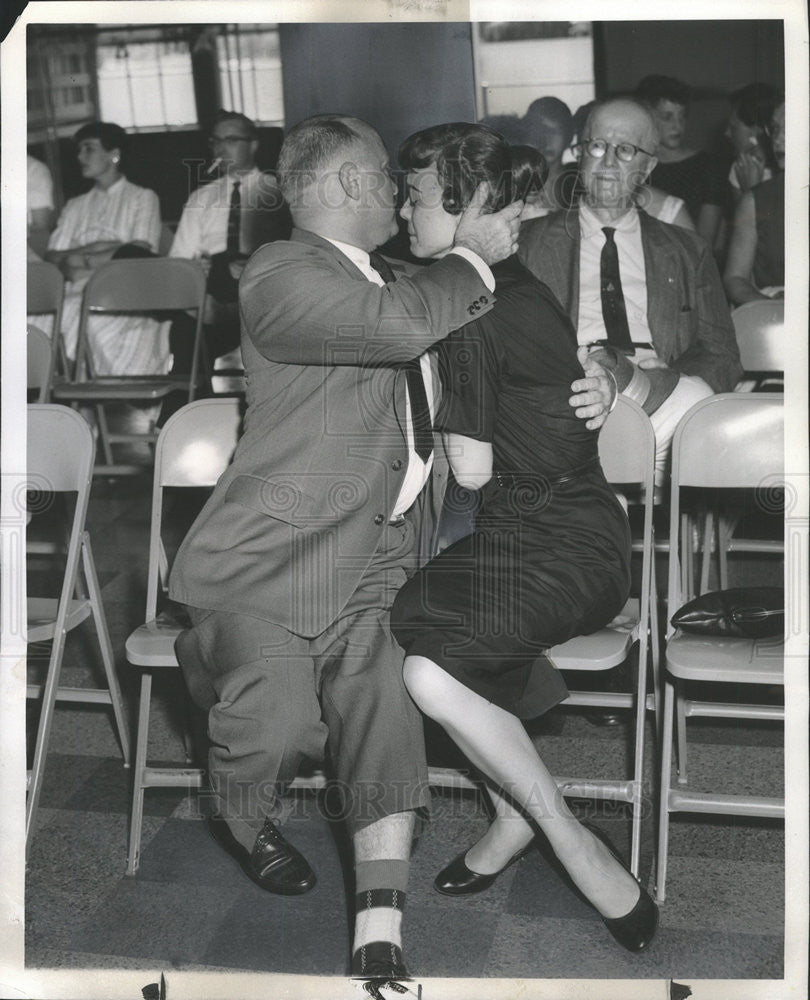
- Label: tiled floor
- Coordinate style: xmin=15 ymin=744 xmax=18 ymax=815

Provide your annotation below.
xmin=22 ymin=432 xmax=787 ymax=989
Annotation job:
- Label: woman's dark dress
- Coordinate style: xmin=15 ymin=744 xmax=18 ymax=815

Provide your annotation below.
xmin=649 ymin=151 xmax=724 ymax=224
xmin=391 ymin=257 xmax=631 ymax=719
xmin=752 ymin=173 xmax=785 ymax=289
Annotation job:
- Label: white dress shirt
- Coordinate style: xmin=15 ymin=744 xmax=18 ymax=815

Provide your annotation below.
xmin=325 ymin=237 xmax=437 ymax=518
xmin=577 ymin=201 xmax=653 ymax=350
xmin=169 ymin=167 xmax=282 ymax=259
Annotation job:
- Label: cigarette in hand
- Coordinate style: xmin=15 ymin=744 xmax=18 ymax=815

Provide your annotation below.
xmin=206 ymin=157 xmax=222 ymax=175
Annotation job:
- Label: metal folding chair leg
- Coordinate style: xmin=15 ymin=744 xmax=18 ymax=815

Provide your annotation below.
xmin=82 ymin=532 xmax=131 ymax=766
xmin=127 ymin=671 xmax=153 ymax=876
xmin=675 ymin=681 xmax=689 ymax=785
xmin=26 ymin=618 xmax=70 ymax=855
xmin=655 ymin=679 xmax=676 ymax=903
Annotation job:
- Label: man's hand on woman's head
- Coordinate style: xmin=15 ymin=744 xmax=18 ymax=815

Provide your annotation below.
xmin=453 ymin=182 xmax=523 ymax=265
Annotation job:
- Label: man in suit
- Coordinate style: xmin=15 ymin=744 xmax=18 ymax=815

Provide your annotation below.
xmin=168 ymin=110 xmax=291 ymax=372
xmin=170 ymin=114 xmax=612 ymax=989
xmin=520 ymin=97 xmax=742 ymax=485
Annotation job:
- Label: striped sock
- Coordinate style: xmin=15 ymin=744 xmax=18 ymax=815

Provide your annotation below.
xmin=352 ymin=859 xmax=409 ymax=976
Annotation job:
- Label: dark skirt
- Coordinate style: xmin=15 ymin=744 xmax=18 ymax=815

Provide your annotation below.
xmin=391 ymin=472 xmax=631 ymax=719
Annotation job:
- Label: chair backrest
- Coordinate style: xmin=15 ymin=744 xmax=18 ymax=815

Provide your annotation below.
xmin=145 ymin=398 xmax=243 ymax=617
xmin=27 ymin=325 xmax=55 ymax=403
xmin=597 ymin=395 xmax=656 ymax=490
xmin=667 ymin=393 xmax=784 ymax=615
xmin=27 ymin=261 xmax=66 ymax=377
xmin=82 ymin=257 xmax=206 ymax=314
xmin=27 ymin=403 xmax=95 ymax=494
xmin=732 ymin=300 xmax=785 ymax=372
xmin=74 ymin=258 xmax=207 ymax=385
xmin=27 ymin=260 xmax=64 ymax=318
xmin=27 ymin=405 xmax=95 ymax=622
xmin=670 ymin=393 xmax=784 ymax=490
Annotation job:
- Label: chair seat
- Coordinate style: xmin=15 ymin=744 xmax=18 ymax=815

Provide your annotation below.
xmin=53 ymin=378 xmax=188 ymax=402
xmin=125 ymin=613 xmax=185 ymax=667
xmin=28 ymin=597 xmax=91 ymax=642
xmin=547 ymin=598 xmax=638 ymax=671
xmin=666 ymin=630 xmax=784 ymax=684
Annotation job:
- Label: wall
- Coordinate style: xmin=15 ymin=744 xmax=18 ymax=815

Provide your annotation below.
xmin=279 ymin=22 xmax=476 ymax=158
xmin=598 ymin=19 xmax=785 ymax=150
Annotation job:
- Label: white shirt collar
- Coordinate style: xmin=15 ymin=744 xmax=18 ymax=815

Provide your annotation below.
xmin=224 ymin=165 xmax=261 ymax=185
xmin=96 ymin=175 xmax=127 ymax=197
xmin=322 ymin=236 xmax=372 ymax=274
xmin=579 ymin=199 xmax=640 ymax=239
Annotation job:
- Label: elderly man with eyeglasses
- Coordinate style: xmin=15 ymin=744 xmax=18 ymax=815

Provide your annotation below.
xmin=520 ymin=96 xmax=741 ymax=488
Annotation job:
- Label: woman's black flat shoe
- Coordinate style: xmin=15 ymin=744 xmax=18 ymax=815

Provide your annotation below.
xmin=434 ymin=844 xmax=531 ymax=896
xmin=583 ymin=823 xmax=659 ymax=952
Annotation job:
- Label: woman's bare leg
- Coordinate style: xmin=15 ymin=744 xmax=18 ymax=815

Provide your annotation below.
xmin=404 ymin=655 xmax=639 ymax=918
xmin=465 ymin=785 xmax=535 ymax=875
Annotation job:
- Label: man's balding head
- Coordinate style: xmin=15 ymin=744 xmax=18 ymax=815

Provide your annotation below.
xmin=579 ymin=98 xmax=660 ymax=219
xmin=584 ymin=98 xmax=660 ymax=154
xmin=276 ymin=114 xmax=397 ymax=250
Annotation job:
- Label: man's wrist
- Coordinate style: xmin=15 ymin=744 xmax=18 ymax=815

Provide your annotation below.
xmin=606 ymin=368 xmax=619 ymax=412
xmin=448 ymin=246 xmax=495 ymax=292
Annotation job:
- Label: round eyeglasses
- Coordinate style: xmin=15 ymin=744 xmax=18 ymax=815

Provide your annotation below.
xmin=577 ymin=138 xmax=655 ymax=163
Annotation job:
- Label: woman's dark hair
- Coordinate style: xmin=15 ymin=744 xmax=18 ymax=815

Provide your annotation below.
xmin=478 ymin=113 xmax=529 ymax=145
xmin=73 ymin=121 xmax=130 ymax=170
xmin=509 ymin=145 xmax=548 ymax=201
xmin=524 ymin=96 xmax=575 ymax=149
xmin=730 ymin=82 xmax=782 ymax=128
xmin=398 ymin=122 xmax=513 ymax=215
xmin=635 ymin=74 xmax=691 ymax=110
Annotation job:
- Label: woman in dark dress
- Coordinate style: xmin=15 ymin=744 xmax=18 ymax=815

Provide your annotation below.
xmin=635 ymin=75 xmax=725 ymax=250
xmin=391 ymin=123 xmax=658 ymax=952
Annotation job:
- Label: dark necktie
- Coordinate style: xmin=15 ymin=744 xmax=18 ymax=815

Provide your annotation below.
xmin=227 ymin=179 xmax=241 ymax=258
xmin=600 ymin=227 xmax=634 ymax=353
xmin=368 ymin=251 xmax=433 ymax=464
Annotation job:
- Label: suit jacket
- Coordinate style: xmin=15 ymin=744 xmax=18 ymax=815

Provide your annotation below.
xmin=518 ymin=208 xmax=742 ymax=393
xmin=169 ymin=228 xmax=494 ymax=636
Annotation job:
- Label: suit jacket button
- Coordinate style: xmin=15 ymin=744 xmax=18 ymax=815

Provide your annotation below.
xmin=374 ymin=514 xmax=385 ymax=525
xmin=391 ymin=459 xmax=403 ymax=471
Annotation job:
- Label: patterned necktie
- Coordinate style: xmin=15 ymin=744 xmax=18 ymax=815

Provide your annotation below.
xmin=227 ymin=179 xmax=241 ymax=258
xmin=368 ymin=251 xmax=433 ymax=463
xmin=600 ymin=227 xmax=634 ymax=353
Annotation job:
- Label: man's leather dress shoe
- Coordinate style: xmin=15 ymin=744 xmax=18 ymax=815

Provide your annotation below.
xmin=209 ymin=815 xmax=316 ymax=895
xmin=351 ymin=942 xmax=410 ymax=998
xmin=583 ymin=822 xmax=659 ymax=952
xmin=434 ymin=843 xmax=532 ymax=896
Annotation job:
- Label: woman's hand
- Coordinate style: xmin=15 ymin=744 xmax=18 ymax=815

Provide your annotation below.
xmin=569 ymin=347 xmax=617 ymax=430
xmin=733 ymin=151 xmax=765 ymax=192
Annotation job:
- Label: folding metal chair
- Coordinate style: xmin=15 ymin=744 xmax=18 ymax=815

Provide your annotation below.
xmin=124 ymin=399 xmax=325 ymax=874
xmin=26 ymin=404 xmax=131 ymax=853
xmin=27 ymin=324 xmax=54 ymax=402
xmin=655 ymin=394 xmax=785 ymax=903
xmin=27 ymin=260 xmax=68 ymax=379
xmin=51 ymin=258 xmax=207 ymax=475
xmin=700 ymin=301 xmax=785 ymax=591
xmin=732 ymin=299 xmax=785 ymax=392
xmin=430 ymin=397 xmax=658 ymax=877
